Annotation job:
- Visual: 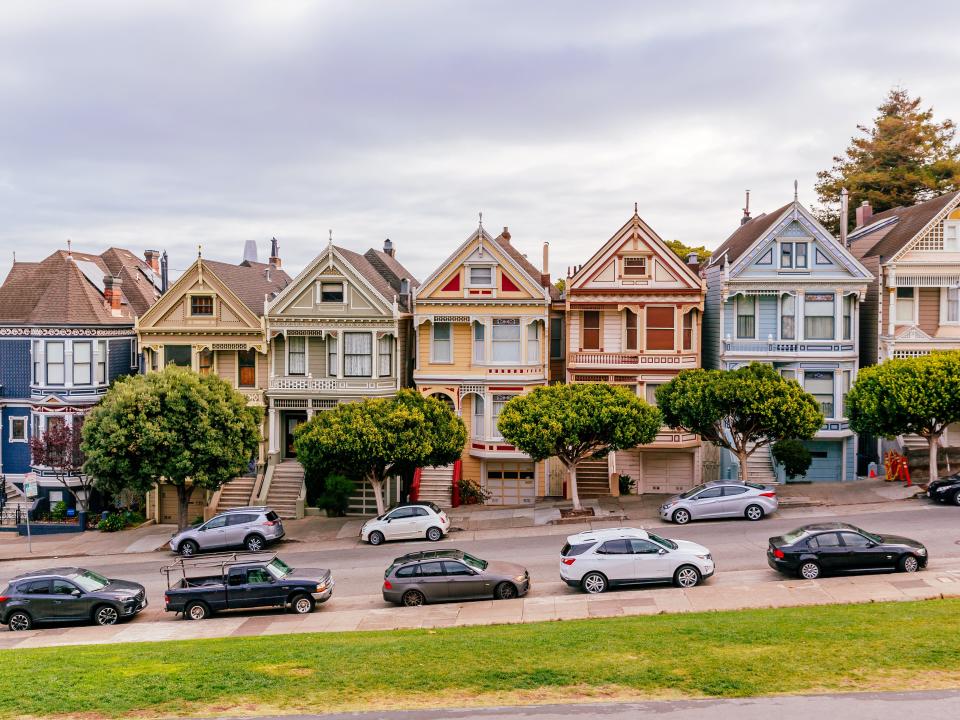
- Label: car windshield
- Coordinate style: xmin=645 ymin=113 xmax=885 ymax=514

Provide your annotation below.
xmin=70 ymin=570 xmax=110 ymax=592
xmin=267 ymin=558 xmax=291 ymax=578
xmin=679 ymin=484 xmax=707 ymax=499
xmin=461 ymin=553 xmax=488 ymax=571
xmin=647 ymin=532 xmax=678 ymax=550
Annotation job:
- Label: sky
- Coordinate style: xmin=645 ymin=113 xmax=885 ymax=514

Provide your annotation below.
xmin=2 ymin=0 xmax=960 ymax=287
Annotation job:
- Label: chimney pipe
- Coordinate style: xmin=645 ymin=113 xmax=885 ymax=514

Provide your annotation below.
xmin=269 ymin=237 xmax=281 ymax=269
xmin=855 ymin=201 xmax=873 ymax=229
xmin=840 ymin=188 xmax=849 ymax=246
xmin=103 ymin=275 xmax=123 ymax=316
xmin=741 ymin=190 xmax=751 ymax=225
xmin=383 ymin=238 xmax=395 ymax=258
xmin=686 ymin=252 xmax=699 ymax=266
xmin=160 ymin=251 xmax=169 ymax=293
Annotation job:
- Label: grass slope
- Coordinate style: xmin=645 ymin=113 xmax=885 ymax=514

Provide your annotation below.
xmin=2 ymin=599 xmax=959 ymax=719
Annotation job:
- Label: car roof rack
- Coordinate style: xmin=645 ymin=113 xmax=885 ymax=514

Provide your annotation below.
xmin=159 ymin=551 xmax=276 ymax=588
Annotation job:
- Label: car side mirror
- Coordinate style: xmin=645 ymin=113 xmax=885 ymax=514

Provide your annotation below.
xmin=71 ymin=589 xmax=82 ymax=597
xmin=866 ymin=542 xmax=876 ymax=548
xmin=658 ymin=549 xmax=667 ymax=555
xmin=386 ymin=518 xmax=392 ymax=523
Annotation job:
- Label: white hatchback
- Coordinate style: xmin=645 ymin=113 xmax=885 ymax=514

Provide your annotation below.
xmin=560 ymin=527 xmax=715 ymax=593
xmin=361 ymin=502 xmax=450 ymax=546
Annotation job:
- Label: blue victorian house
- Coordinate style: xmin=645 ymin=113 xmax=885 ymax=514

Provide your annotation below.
xmin=0 ymin=246 xmax=164 ymax=515
xmin=703 ymin=192 xmax=872 ymax=483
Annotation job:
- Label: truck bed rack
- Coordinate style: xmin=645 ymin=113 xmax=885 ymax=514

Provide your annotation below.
xmin=160 ymin=551 xmax=276 ymax=588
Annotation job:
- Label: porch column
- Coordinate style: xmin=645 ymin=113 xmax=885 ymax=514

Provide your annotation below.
xmin=268 ymin=408 xmax=279 ymax=455
xmin=834 ymin=288 xmax=843 ymax=342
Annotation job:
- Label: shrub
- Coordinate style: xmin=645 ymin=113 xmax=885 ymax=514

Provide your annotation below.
xmin=618 ymin=474 xmax=636 ymax=495
xmin=457 ymin=477 xmax=490 ymax=505
xmin=97 ymin=513 xmax=126 ymax=532
xmin=50 ymin=501 xmax=67 ymax=522
xmin=316 ymin=474 xmax=355 ymax=517
xmin=772 ymin=439 xmax=814 ymax=481
xmin=123 ymin=509 xmax=145 ymax=526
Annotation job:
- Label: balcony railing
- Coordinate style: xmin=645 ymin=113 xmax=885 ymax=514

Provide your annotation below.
xmin=269 ymin=377 xmax=398 ymax=392
xmin=723 ymin=340 xmax=855 ymax=353
xmin=569 ymin=352 xmax=698 ymax=368
xmin=239 ymin=389 xmax=265 ymax=405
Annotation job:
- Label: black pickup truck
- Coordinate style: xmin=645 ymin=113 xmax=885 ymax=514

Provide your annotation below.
xmin=162 ymin=554 xmax=334 ymax=620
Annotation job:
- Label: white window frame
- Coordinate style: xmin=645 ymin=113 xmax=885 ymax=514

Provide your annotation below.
xmin=96 ymin=340 xmax=107 ymax=384
xmin=8 ymin=416 xmax=27 ymax=443
xmin=130 ymin=338 xmax=139 ymax=369
xmin=492 ymin=318 xmax=522 ymax=364
xmin=286 ymin=336 xmax=307 ymax=376
xmin=343 ymin=332 xmax=373 ymax=378
xmin=944 ymin=221 xmax=960 ymax=252
xmin=941 ymin=286 xmax=960 ymax=325
xmin=895 ymin=287 xmax=917 ymax=325
xmin=473 ymin=322 xmax=485 ymax=363
xmin=526 ymin=321 xmax=540 ymax=364
xmin=644 ymin=383 xmax=664 ymax=407
xmin=188 ymin=293 xmax=215 ymax=317
xmin=431 ymin=322 xmax=452 ymax=364
xmin=327 ymin=335 xmax=339 ymax=377
xmin=780 ymin=294 xmax=796 ymax=340
xmin=491 ymin=394 xmax=513 ymax=441
xmin=46 ymin=341 xmax=66 ymax=386
xmin=622 ymin=257 xmax=648 ymax=277
xmin=804 ymin=370 xmax=835 ymax=420
xmin=317 ymin=281 xmax=346 ymax=304
xmin=842 ymin=294 xmax=854 ymax=340
xmin=378 ymin=335 xmax=393 ymax=377
xmin=471 ymin=394 xmax=485 ymax=439
xmin=803 ymin=293 xmax=836 ymax=341
xmin=467 ymin=265 xmax=495 ymax=287
xmin=735 ymin=295 xmax=757 ymax=340
xmin=72 ymin=341 xmax=93 ymax=385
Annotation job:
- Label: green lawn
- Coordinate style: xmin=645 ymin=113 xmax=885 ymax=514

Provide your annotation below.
xmin=3 ymin=599 xmax=960 ymax=719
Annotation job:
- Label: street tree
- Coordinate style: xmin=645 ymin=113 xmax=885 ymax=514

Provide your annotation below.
xmin=497 ymin=383 xmax=662 ymax=511
xmin=81 ymin=365 xmax=263 ymax=529
xmin=664 ymin=239 xmax=712 ymax=264
xmin=815 ymin=87 xmax=960 ymax=233
xmin=29 ymin=421 xmax=92 ymax=512
xmin=294 ymin=389 xmax=466 ymax=515
xmin=656 ymin=363 xmax=823 ymax=483
xmin=847 ymin=352 xmax=960 ymax=483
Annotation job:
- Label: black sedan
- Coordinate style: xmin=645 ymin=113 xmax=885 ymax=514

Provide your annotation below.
xmin=927 ymin=474 xmax=960 ymax=506
xmin=0 ymin=567 xmax=147 ymax=631
xmin=767 ymin=523 xmax=928 ymax=580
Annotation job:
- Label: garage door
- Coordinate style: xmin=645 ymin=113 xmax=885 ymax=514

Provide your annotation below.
xmin=159 ymin=485 xmax=208 ymax=525
xmin=798 ymin=440 xmax=842 ymax=482
xmin=642 ymin=452 xmax=694 ymax=494
xmin=347 ymin=477 xmax=402 ymax=515
xmin=484 ymin=462 xmax=536 ymax=506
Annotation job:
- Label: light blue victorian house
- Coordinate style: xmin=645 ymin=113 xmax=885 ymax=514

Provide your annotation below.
xmin=703 ymin=192 xmax=872 ymax=483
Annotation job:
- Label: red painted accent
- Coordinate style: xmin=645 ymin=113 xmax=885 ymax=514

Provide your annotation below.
xmin=496 ymin=444 xmax=515 ymax=451
xmin=451 ymin=459 xmax=463 ymax=507
xmin=501 ymin=274 xmax=520 ymax=292
xmin=471 ymin=442 xmax=485 ymax=449
xmin=440 ymin=274 xmax=461 ymax=292
xmin=410 ymin=467 xmax=422 ymax=502
xmin=490 ymin=386 xmax=523 ymax=391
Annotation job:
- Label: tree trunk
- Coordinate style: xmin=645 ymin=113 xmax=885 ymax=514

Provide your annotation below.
xmin=569 ymin=461 xmax=582 ymax=511
xmin=176 ymin=484 xmax=195 ymax=531
xmin=736 ymin=446 xmax=750 ymax=483
xmin=928 ymin=432 xmax=941 ymax=483
xmin=370 ymin=474 xmax=386 ymax=516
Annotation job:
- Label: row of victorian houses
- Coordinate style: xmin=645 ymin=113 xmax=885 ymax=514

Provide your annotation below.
xmin=3 ymin=188 xmax=960 ymax=522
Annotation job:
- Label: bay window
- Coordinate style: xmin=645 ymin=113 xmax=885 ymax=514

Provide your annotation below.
xmin=644 ymin=383 xmax=663 ymax=406
xmin=781 ymin=295 xmax=796 ymax=340
xmin=944 ymin=287 xmax=960 ymax=324
xmin=492 ymin=319 xmax=521 ymax=362
xmin=238 ymin=349 xmax=256 ymax=387
xmin=164 ymin=345 xmax=191 ymax=368
xmin=344 ymin=332 xmax=372 ymax=377
xmin=491 ymin=394 xmax=511 ymax=440
xmin=327 ymin=336 xmax=338 ymax=376
xmin=197 ymin=349 xmax=214 ymax=376
xmin=432 ymin=322 xmax=451 ymax=363
xmin=582 ymin=311 xmax=600 ymax=350
xmin=736 ymin=296 xmax=755 ymax=339
xmin=646 ymin=306 xmax=674 ymax=350
xmin=896 ymin=287 xmax=915 ymax=324
xmin=378 ymin=335 xmax=393 ymax=376
xmin=46 ymin=341 xmax=65 ymax=384
xmin=804 ymin=371 xmax=834 ymax=418
xmin=287 ymin=336 xmax=306 ymax=375
xmin=527 ymin=322 xmax=540 ymax=363
xmin=472 ymin=395 xmax=485 ymax=439
xmin=683 ymin=311 xmax=694 ymax=350
xmin=625 ymin=309 xmax=638 ymax=351
xmin=843 ymin=295 xmax=854 ymax=340
xmin=73 ymin=342 xmax=92 ymax=384
xmin=96 ymin=340 xmax=107 ymax=383
xmin=550 ymin=317 xmax=565 ymax=360
xmin=473 ymin=322 xmax=485 ymax=362
xmin=804 ymin=293 xmax=835 ymax=340
xmin=32 ymin=340 xmax=41 ymax=384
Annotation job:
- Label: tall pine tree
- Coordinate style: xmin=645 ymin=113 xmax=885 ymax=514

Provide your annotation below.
xmin=815 ymin=88 xmax=960 ymax=233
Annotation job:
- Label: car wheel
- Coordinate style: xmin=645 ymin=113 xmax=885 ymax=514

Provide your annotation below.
xmin=426 ymin=526 xmax=443 ymax=542
xmin=291 ymin=594 xmax=315 ymax=614
xmin=744 ymin=504 xmax=764 ymax=521
xmin=179 ymin=539 xmax=199 ymax=557
xmin=368 ymin=530 xmax=385 ymax=546
xmin=674 ymin=565 xmax=702 ymax=588
xmin=93 ymin=605 xmax=120 ymax=626
xmin=799 ymin=561 xmax=821 ymax=580
xmin=185 ymin=601 xmax=210 ymax=621
xmin=495 ymin=582 xmax=518 ymax=600
xmin=900 ymin=554 xmax=920 ymax=573
xmin=7 ymin=611 xmax=32 ymax=632
xmin=402 ymin=590 xmax=426 ymax=607
xmin=952 ymin=491 xmax=960 ymax=507
xmin=581 ymin=572 xmax=607 ymax=594
xmin=672 ymin=508 xmax=691 ymax=525
xmin=245 ymin=534 xmax=265 ymax=553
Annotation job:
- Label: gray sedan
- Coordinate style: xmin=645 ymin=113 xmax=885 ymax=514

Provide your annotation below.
xmin=659 ymin=481 xmax=779 ymax=524
xmin=382 ymin=550 xmax=530 ymax=606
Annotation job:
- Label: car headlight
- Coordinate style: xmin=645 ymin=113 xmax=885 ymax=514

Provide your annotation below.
xmin=935 ymin=486 xmax=950 ymax=493
xmin=662 ymin=501 xmax=676 ymax=509
xmin=316 ymin=582 xmax=327 ymax=592
xmin=916 ymin=548 xmax=927 ymax=556
xmin=696 ymin=553 xmax=712 ymax=561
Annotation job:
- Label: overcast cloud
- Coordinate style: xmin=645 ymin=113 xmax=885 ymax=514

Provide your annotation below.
xmin=1 ymin=0 xmax=959 ymax=286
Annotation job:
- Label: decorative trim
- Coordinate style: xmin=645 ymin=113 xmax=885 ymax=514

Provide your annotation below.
xmin=0 ymin=327 xmax=133 ymax=337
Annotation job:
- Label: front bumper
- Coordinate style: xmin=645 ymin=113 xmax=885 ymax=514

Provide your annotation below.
xmin=311 ymin=580 xmax=335 ymax=604
xmin=123 ymin=596 xmax=148 ymax=616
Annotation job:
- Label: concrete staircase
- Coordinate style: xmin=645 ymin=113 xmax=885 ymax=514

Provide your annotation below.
xmin=215 ymin=476 xmax=256 ymax=513
xmin=1 ymin=480 xmax=32 ymax=524
xmin=417 ymin=465 xmax=453 ymax=507
xmin=575 ymin=459 xmax=611 ymax=498
xmin=745 ymin=444 xmax=777 ymax=484
xmin=266 ymin=461 xmax=305 ymax=519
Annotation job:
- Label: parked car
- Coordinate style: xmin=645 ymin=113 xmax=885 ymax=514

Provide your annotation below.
xmin=927 ymin=474 xmax=960 ymax=505
xmin=382 ymin=549 xmax=529 ymax=606
xmin=767 ymin=522 xmax=928 ymax=579
xmin=162 ymin=554 xmax=333 ymax=620
xmin=169 ymin=506 xmax=284 ymax=556
xmin=659 ymin=481 xmax=778 ymax=524
xmin=361 ymin=501 xmax=450 ymax=546
xmin=0 ymin=567 xmax=147 ymax=631
xmin=560 ymin=527 xmax=714 ymax=593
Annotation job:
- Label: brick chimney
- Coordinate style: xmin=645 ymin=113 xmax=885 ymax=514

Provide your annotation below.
xmin=383 ymin=238 xmax=395 ymax=258
xmin=501 ymin=226 xmax=511 ymax=243
xmin=103 ymin=275 xmax=123 ymax=316
xmin=855 ymin=201 xmax=873 ymax=229
xmin=144 ymin=250 xmax=160 ymax=273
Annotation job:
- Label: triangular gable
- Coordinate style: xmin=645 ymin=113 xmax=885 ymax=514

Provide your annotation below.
xmin=138 ymin=259 xmax=262 ymax=331
xmin=893 ymin=194 xmax=960 ymax=261
xmin=569 ymin=212 xmax=702 ymax=292
xmin=266 ymin=246 xmax=395 ymax=317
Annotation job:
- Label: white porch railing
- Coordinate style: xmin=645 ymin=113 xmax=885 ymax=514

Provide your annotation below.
xmin=269 ymin=377 xmax=398 ymax=392
xmin=569 ymin=352 xmax=699 ymax=368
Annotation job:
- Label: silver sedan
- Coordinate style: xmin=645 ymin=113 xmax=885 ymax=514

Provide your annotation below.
xmin=659 ymin=481 xmax=779 ymax=525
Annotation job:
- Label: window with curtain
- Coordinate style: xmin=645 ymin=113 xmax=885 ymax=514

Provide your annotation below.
xmin=469 ymin=266 xmax=493 ymax=286
xmin=472 ymin=395 xmax=485 ymax=439
xmin=843 ymin=295 xmax=854 ymax=340
xmin=327 ymin=336 xmax=338 ymax=376
xmin=804 ymin=293 xmax=835 ymax=339
xmin=492 ymin=319 xmax=521 ymax=362
xmin=804 ymin=371 xmax=834 ymax=418
xmin=646 ymin=307 xmax=674 ymax=350
xmin=946 ymin=287 xmax=960 ymax=323
xmin=795 ymin=242 xmax=808 ymax=268
xmin=32 ymin=340 xmax=41 ymax=384
xmin=72 ymin=342 xmax=92 ymax=384
xmin=46 ymin=341 xmax=65 ymax=384
xmin=197 ymin=348 xmax=214 ymax=375
xmin=164 ymin=344 xmax=192 ymax=367
xmin=287 ymin=336 xmax=306 ymax=375
xmin=624 ymin=309 xmax=638 ymax=350
xmin=683 ymin=311 xmax=694 ymax=350
xmin=896 ymin=287 xmax=915 ymax=323
xmin=736 ymin=296 xmax=755 ymax=338
xmin=473 ymin=322 xmax=485 ymax=362
xmin=238 ymin=349 xmax=256 ymax=387
xmin=344 ymin=333 xmax=372 ymax=377
xmin=378 ymin=335 xmax=392 ymax=376
xmin=781 ymin=295 xmax=796 ymax=340
xmin=550 ymin=317 xmax=564 ymax=359
xmin=96 ymin=340 xmax=107 ymax=383
xmin=432 ymin=322 xmax=451 ymax=362
xmin=781 ymin=243 xmax=794 ymax=268
xmin=527 ymin=322 xmax=540 ymax=362
xmin=491 ymin=394 xmax=511 ymax=440
xmin=582 ymin=311 xmax=600 ymax=349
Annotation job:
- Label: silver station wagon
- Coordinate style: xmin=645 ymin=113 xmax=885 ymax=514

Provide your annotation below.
xmin=382 ymin=550 xmax=530 ymax=606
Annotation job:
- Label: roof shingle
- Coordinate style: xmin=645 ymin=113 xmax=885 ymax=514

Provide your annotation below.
xmin=852 ymin=191 xmax=960 ymax=260
xmin=708 ymin=203 xmax=792 ymax=267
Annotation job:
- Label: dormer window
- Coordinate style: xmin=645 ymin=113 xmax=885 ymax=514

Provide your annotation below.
xmin=320 ymin=282 xmax=344 ymax=303
xmin=780 ymin=242 xmax=808 ymax=269
xmin=469 ymin=266 xmax=494 ymax=286
xmin=190 ymin=295 xmax=214 ymax=316
xmin=623 ymin=257 xmax=647 ymax=276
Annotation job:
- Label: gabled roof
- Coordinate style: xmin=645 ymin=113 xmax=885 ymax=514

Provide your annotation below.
xmin=200 ymin=260 xmax=291 ymax=314
xmin=0 ymin=248 xmax=161 ymax=325
xmin=850 ymin=191 xmax=960 ymax=260
xmin=494 ymin=233 xmax=561 ymax=300
xmin=708 ymin=204 xmax=792 ymax=268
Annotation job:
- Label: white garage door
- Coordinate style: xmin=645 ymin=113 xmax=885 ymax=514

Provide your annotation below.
xmin=642 ymin=452 xmax=694 ymax=494
xmin=484 ymin=462 xmax=536 ymax=506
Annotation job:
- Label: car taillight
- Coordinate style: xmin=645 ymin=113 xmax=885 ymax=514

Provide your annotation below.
xmin=164 ymin=594 xmax=170 ymax=604
xmin=0 ymin=596 xmax=8 ymax=603
xmin=773 ymin=548 xmax=785 ymax=559
xmin=759 ymin=492 xmax=776 ymax=498
xmin=561 ymin=558 xmax=576 ymax=565
xmin=383 ymin=580 xmax=393 ymax=590
xmin=263 ymin=520 xmax=277 ymax=526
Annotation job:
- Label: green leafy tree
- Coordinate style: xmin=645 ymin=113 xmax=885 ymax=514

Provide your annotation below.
xmin=81 ymin=365 xmax=263 ymax=530
xmin=497 ymin=383 xmax=662 ymax=511
xmin=772 ymin=439 xmax=814 ymax=481
xmin=664 ymin=239 xmax=712 ymax=264
xmin=656 ymin=363 xmax=823 ymax=483
xmin=294 ymin=389 xmax=466 ymax=515
xmin=553 ymin=278 xmax=566 ymax=295
xmin=847 ymin=352 xmax=960 ymax=483
xmin=816 ymin=87 xmax=960 ymax=233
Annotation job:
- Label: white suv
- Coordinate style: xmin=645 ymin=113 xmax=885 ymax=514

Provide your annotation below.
xmin=361 ymin=502 xmax=450 ymax=546
xmin=560 ymin=527 xmax=715 ymax=593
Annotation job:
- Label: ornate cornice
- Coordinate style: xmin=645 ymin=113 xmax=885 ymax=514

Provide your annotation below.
xmin=0 ymin=327 xmax=134 ymax=338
